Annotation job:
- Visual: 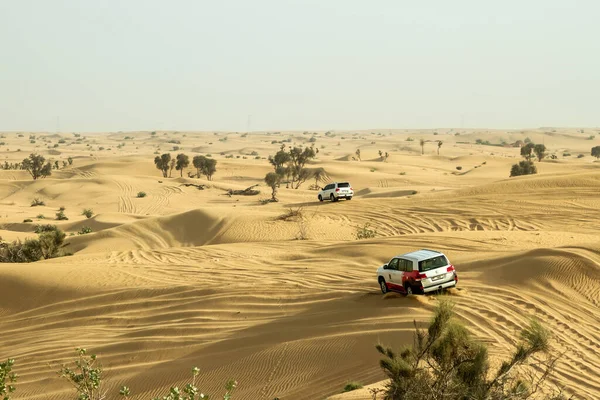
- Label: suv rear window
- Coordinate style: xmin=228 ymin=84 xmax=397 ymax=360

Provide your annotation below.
xmin=337 ymin=182 xmax=350 ymax=188
xmin=419 ymin=255 xmax=448 ymax=272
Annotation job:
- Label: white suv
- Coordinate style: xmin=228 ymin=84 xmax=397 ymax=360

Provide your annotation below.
xmin=376 ymin=249 xmax=458 ymax=295
xmin=318 ymin=182 xmax=354 ymax=202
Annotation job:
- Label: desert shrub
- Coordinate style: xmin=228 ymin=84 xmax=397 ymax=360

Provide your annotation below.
xmin=277 ymin=206 xmax=303 ymax=221
xmin=34 ymin=224 xmax=59 ymax=233
xmin=592 ymin=146 xmax=600 ymax=159
xmin=56 ymin=349 xmax=237 ymax=400
xmin=36 ymin=214 xmax=45 ymax=219
xmin=250 ymin=151 xmax=259 ymax=156
xmin=510 ymin=161 xmax=537 ymax=177
xmin=377 ymin=300 xmax=568 ymax=400
xmin=456 ymin=166 xmax=462 ymax=170
xmin=370 ymin=168 xmax=376 ymax=172
xmin=399 ymin=172 xmax=407 ymax=175
xmin=577 ymin=154 xmax=585 ymax=158
xmin=343 ymin=381 xmax=363 ymax=392
xmin=137 ymin=191 xmax=147 ymax=198
xmin=56 ymin=210 xmax=69 ymax=220
xmin=563 ymin=152 xmax=571 ymax=157
xmin=82 ymin=209 xmax=93 ymax=218
xmin=356 ymin=223 xmax=377 ymax=239
xmin=0 ymin=229 xmax=66 ymax=262
xmin=588 ymin=135 xmax=595 ymax=140
xmin=23 ymin=219 xmax=32 ymax=223
xmin=0 ymin=358 xmax=17 ymax=399
xmin=78 ymin=226 xmax=92 ymax=235
xmin=31 ymin=197 xmax=46 ymax=207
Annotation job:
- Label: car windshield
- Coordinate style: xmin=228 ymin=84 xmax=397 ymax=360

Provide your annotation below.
xmin=419 ymin=255 xmax=448 ymax=272
xmin=338 ymin=182 xmax=350 ymax=188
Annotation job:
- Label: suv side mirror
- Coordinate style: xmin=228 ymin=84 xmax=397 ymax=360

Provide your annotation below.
xmin=383 ymin=264 xmax=388 ymax=269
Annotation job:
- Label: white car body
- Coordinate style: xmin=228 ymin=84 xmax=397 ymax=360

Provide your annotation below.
xmin=376 ymin=249 xmax=458 ymax=295
xmin=318 ymin=182 xmax=354 ymax=202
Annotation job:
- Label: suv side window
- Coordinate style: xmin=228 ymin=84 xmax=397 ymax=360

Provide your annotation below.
xmin=387 ymin=258 xmax=399 ymax=270
xmin=324 ymin=184 xmax=334 ymax=190
xmin=397 ymin=259 xmax=409 ymax=272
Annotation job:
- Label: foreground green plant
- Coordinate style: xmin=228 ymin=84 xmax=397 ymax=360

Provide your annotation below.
xmin=0 ymin=358 xmax=17 ymax=399
xmin=377 ymin=300 xmax=571 ymax=400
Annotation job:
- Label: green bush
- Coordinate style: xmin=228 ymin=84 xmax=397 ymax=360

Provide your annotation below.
xmin=510 ymin=161 xmax=537 ymax=177
xmin=56 ymin=210 xmax=69 ymax=220
xmin=78 ymin=226 xmax=93 ymax=235
xmin=343 ymin=381 xmax=363 ymax=392
xmin=136 ymin=191 xmax=147 ymax=198
xmin=0 ymin=358 xmax=17 ymax=399
xmin=82 ymin=209 xmax=93 ymax=219
xmin=356 ymin=223 xmax=377 ymax=239
xmin=0 ymin=229 xmax=66 ymax=263
xmin=36 ymin=214 xmax=45 ymax=219
xmin=377 ymin=300 xmax=567 ymax=400
xmin=30 ymin=198 xmax=45 ymax=207
xmin=34 ymin=224 xmax=59 ymax=233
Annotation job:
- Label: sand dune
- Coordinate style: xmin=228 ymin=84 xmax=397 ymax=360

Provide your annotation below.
xmin=1 ymin=128 xmax=599 ymax=399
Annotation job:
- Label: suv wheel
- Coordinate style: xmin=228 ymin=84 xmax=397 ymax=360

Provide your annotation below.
xmin=330 ymin=194 xmax=336 ymax=202
xmin=379 ymin=278 xmax=388 ymax=294
xmin=404 ymin=284 xmax=413 ymax=296
xmin=318 ymin=195 xmax=323 ymax=202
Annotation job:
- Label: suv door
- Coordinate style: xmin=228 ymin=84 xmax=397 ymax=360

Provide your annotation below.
xmin=385 ymin=258 xmax=402 ymax=290
xmin=323 ymin=184 xmax=333 ymax=198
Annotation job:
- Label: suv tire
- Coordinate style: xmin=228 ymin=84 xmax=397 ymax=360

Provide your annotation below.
xmin=330 ymin=194 xmax=337 ymax=202
xmin=404 ymin=284 xmax=413 ymax=296
xmin=379 ymin=278 xmax=388 ymax=294
xmin=318 ymin=195 xmax=323 ymax=202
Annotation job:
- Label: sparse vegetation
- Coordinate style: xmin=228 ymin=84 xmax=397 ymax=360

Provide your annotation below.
xmin=264 ymin=172 xmax=281 ymax=202
xmin=78 ymin=226 xmax=93 ymax=235
xmin=82 ymin=209 xmax=94 ymax=218
xmin=22 ymin=154 xmax=52 ymax=180
xmin=521 ymin=142 xmax=535 ymax=160
xmin=356 ymin=223 xmax=377 ymax=239
xmin=56 ymin=209 xmax=69 ymax=220
xmin=137 ymin=191 xmax=147 ymax=198
xmin=0 ymin=228 xmax=67 ymax=262
xmin=591 ymin=146 xmax=600 ymax=159
xmin=0 ymin=358 xmax=17 ymax=400
xmin=510 ymin=160 xmax=537 ymax=177
xmin=277 ymin=206 xmax=303 ymax=221
xmin=192 ymin=155 xmax=217 ymax=180
xmin=343 ymin=381 xmax=363 ymax=392
xmin=23 ymin=219 xmax=32 ymax=223
xmin=154 ymin=153 xmax=172 ymax=178
xmin=176 ymin=153 xmax=190 ymax=177
xmin=534 ymin=144 xmax=546 ymax=162
xmin=377 ymin=300 xmax=569 ymax=400
xmin=30 ymin=198 xmax=45 ymax=207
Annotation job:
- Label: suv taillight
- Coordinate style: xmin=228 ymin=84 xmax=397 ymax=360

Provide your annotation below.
xmin=447 ymin=265 xmax=455 ymax=272
xmin=350 ymin=187 xmax=353 ymax=190
xmin=417 ymin=273 xmax=427 ymax=280
xmin=335 ymin=188 xmax=340 ymax=192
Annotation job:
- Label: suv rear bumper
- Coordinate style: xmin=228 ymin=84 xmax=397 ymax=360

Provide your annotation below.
xmin=422 ymin=279 xmax=457 ymax=293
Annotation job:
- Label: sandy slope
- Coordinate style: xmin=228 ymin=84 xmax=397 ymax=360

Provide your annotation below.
xmin=1 ymin=128 xmax=599 ymax=399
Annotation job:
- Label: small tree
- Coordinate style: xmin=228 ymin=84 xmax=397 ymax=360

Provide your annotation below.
xmin=420 ymin=139 xmax=425 ymax=155
xmin=377 ymin=300 xmax=568 ymax=400
xmin=355 ymin=148 xmax=361 ymax=161
xmin=154 ymin=153 xmax=171 ymax=178
xmin=591 ymin=145 xmax=600 ymax=159
xmin=534 ymin=144 xmax=546 ymax=162
xmin=169 ymin=159 xmax=176 ymax=178
xmin=175 ymin=153 xmax=190 ymax=177
xmin=510 ymin=161 xmax=537 ymax=177
xmin=68 ymin=157 xmax=73 ymax=166
xmin=437 ymin=140 xmax=443 ymax=155
xmin=22 ymin=154 xmax=52 ymax=180
xmin=264 ymin=172 xmax=281 ymax=202
xmin=520 ymin=143 xmax=535 ymax=160
xmin=193 ymin=155 xmax=217 ymax=181
xmin=82 ymin=209 xmax=93 ymax=218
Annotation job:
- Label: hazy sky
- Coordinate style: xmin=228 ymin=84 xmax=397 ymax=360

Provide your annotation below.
xmin=1 ymin=0 xmax=599 ymax=132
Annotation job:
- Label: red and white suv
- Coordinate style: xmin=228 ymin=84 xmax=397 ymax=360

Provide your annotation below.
xmin=377 ymin=249 xmax=458 ymax=295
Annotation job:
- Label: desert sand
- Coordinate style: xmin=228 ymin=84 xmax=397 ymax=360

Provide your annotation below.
xmin=1 ymin=128 xmax=599 ymax=399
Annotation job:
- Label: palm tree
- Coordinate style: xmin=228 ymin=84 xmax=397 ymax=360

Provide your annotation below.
xmin=420 ymin=139 xmax=425 ymax=155
xmin=437 ymin=140 xmax=443 ymax=155
xmin=355 ymin=148 xmax=361 ymax=161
